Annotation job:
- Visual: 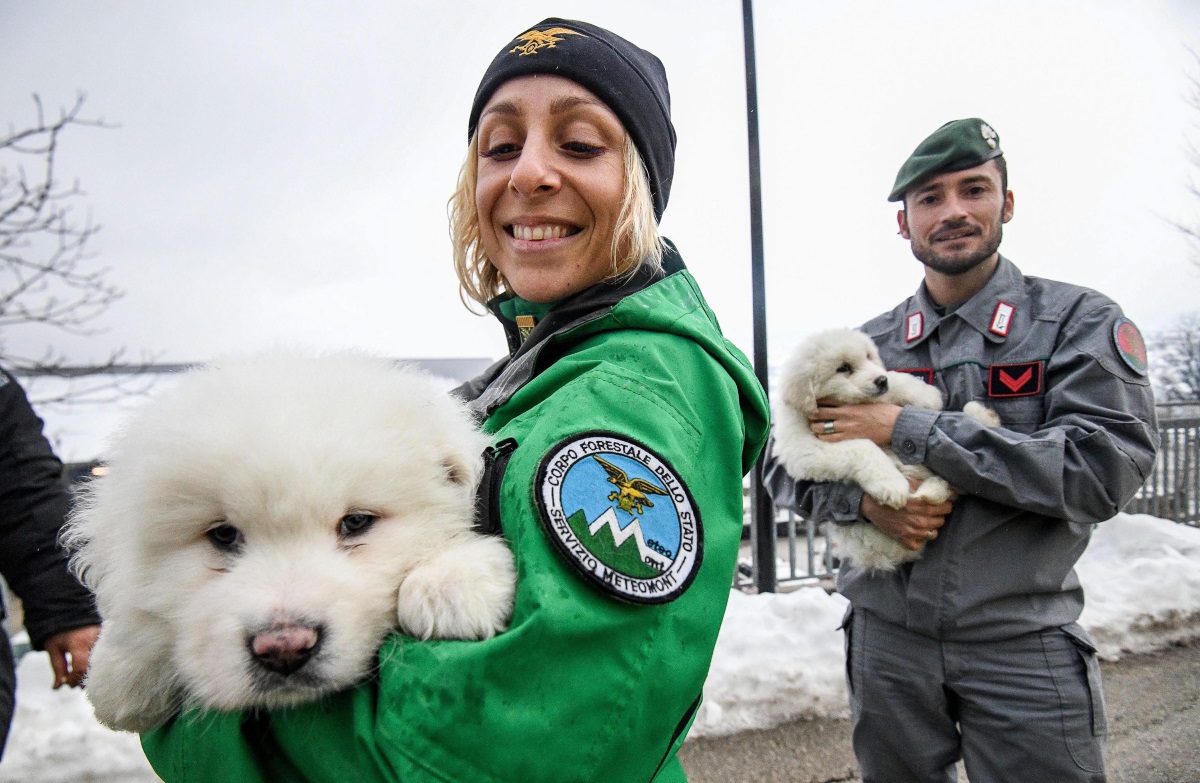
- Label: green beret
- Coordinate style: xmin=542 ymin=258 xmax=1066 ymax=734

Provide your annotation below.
xmin=888 ymin=118 xmax=1003 ymax=202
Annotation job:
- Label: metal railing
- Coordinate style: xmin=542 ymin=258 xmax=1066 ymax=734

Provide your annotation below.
xmin=743 ymin=405 xmax=1200 ymax=593
xmin=1125 ymin=408 xmax=1200 ymax=525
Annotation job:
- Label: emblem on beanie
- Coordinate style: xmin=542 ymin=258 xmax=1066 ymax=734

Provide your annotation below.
xmin=981 ymin=122 xmax=998 ymax=149
xmin=536 ymin=432 xmax=701 ymax=604
xmin=509 ymin=27 xmax=584 ymax=56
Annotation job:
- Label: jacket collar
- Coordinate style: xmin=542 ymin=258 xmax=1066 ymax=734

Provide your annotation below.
xmin=457 ymin=240 xmax=686 ymax=419
xmin=903 ymin=255 xmax=1026 ymax=349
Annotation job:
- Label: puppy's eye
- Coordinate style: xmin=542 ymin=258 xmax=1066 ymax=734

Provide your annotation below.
xmin=339 ymin=512 xmax=378 ymax=538
xmin=206 ymin=523 xmax=243 ymax=552
xmin=836 ymin=363 xmax=853 ymax=374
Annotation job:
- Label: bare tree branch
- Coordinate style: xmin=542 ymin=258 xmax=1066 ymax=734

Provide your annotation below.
xmin=1173 ymin=48 xmax=1200 ymax=267
xmin=1 ymin=93 xmax=153 ymax=408
xmin=1150 ymin=312 xmax=1200 ymax=402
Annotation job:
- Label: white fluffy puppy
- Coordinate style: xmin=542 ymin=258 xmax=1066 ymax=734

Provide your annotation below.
xmin=772 ymin=329 xmax=998 ymax=571
xmin=64 ymin=352 xmax=516 ymax=733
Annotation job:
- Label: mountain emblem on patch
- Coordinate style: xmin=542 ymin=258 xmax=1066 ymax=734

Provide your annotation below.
xmin=536 ymin=432 xmax=702 ymax=604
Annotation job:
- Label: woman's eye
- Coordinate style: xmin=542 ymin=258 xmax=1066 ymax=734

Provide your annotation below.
xmin=563 ymin=141 xmax=603 ymax=157
xmin=481 ymin=143 xmax=520 ymax=160
xmin=339 ymin=512 xmax=378 ymax=537
xmin=837 ymin=363 xmax=853 ymax=374
xmin=206 ymin=523 xmax=243 ymax=552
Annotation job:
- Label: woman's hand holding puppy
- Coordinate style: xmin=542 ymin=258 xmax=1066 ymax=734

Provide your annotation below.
xmin=860 ymin=477 xmax=952 ymax=551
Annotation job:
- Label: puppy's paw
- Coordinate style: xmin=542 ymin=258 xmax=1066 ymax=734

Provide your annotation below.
xmin=911 ymin=476 xmax=955 ymax=505
xmin=862 ymin=473 xmax=912 ymax=510
xmin=963 ymin=401 xmax=1001 ymax=428
xmin=397 ymin=535 xmax=516 ymax=641
xmin=85 ymin=633 xmax=182 ymax=733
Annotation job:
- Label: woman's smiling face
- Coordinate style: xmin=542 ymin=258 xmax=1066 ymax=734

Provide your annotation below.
xmin=474 ymin=74 xmax=627 ymax=303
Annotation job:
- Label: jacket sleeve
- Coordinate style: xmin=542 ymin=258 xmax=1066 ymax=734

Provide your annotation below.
xmin=760 ymin=432 xmax=864 ymax=525
xmin=889 ymin=303 xmax=1158 ymax=524
xmin=142 ymin=334 xmax=758 ymax=783
xmin=0 ymin=370 xmax=100 ymax=648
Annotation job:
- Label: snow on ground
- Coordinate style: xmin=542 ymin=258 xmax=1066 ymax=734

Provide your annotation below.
xmin=1 ymin=513 xmax=1198 ymax=780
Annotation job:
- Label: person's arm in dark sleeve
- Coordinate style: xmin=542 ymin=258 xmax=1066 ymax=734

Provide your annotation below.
xmin=760 ymin=432 xmax=865 ymax=525
xmin=0 ymin=370 xmax=101 ymax=650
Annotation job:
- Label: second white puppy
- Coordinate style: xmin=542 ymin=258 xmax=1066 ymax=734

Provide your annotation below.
xmin=772 ymin=329 xmax=997 ymax=571
xmin=65 ymin=352 xmax=516 ymax=732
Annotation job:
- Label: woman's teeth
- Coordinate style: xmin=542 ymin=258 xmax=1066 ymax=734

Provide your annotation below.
xmin=512 ymin=224 xmax=573 ymax=241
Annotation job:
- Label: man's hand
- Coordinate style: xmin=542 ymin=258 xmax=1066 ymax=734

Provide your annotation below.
xmin=861 ymin=479 xmax=952 ymax=551
xmin=43 ymin=624 xmax=100 ymax=689
xmin=810 ymin=402 xmax=902 ymax=447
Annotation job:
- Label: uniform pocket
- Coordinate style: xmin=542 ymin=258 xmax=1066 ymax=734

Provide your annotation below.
xmin=1061 ymin=623 xmax=1108 ymax=737
xmin=982 ymin=396 xmax=1043 ymax=434
xmin=1044 ymin=624 xmax=1107 ymax=774
xmin=839 ymin=605 xmax=861 ymax=718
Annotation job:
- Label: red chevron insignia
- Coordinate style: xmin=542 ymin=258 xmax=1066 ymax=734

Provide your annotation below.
xmin=988 ymin=361 xmax=1043 ymax=398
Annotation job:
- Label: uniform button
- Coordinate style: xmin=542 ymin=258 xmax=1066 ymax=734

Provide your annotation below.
xmin=903 ymin=441 xmax=916 ymax=454
xmin=839 ymin=500 xmax=851 ymax=514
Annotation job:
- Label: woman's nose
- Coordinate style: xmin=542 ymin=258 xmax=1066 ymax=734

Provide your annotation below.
xmin=508 ymin=140 xmax=560 ymax=197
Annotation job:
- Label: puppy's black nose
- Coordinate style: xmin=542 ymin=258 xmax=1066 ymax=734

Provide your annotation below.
xmin=250 ymin=622 xmax=321 ymax=676
xmin=874 ymin=376 xmax=889 ymax=393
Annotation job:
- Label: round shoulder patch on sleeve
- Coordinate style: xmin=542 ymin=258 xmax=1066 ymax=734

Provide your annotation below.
xmin=535 ymin=431 xmax=702 ymax=604
xmin=1111 ymin=317 xmax=1148 ymax=376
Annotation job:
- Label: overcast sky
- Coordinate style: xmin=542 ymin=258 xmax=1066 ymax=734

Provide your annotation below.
xmin=4 ymin=0 xmax=1200 ymax=458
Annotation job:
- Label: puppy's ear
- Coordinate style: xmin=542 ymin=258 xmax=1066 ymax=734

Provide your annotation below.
xmin=440 ymin=449 xmax=481 ymax=489
xmin=782 ymin=378 xmax=819 ymax=418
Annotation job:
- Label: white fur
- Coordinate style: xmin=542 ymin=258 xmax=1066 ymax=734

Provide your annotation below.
xmin=63 ymin=351 xmax=515 ymax=732
xmin=772 ymin=329 xmax=999 ymax=572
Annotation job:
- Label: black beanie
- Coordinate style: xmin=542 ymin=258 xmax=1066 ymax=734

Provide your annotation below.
xmin=467 ymin=18 xmax=676 ymax=222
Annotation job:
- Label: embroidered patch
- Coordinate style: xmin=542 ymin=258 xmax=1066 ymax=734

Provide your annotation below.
xmin=989 ymin=301 xmax=1015 ymax=336
xmin=895 ymin=367 xmax=934 ymax=385
xmin=509 ymin=27 xmax=584 ymax=56
xmin=988 ymin=360 xmax=1043 ymax=397
xmin=905 ymin=312 xmax=924 ymax=343
xmin=535 ymin=432 xmax=701 ymax=604
xmin=515 ymin=315 xmax=536 ymax=343
xmin=1111 ymin=317 xmax=1148 ymax=376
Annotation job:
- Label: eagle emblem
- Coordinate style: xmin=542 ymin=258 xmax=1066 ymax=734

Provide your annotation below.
xmin=536 ymin=432 xmax=702 ymax=604
xmin=509 ymin=27 xmax=584 ymax=56
xmin=594 ymin=455 xmax=669 ymax=515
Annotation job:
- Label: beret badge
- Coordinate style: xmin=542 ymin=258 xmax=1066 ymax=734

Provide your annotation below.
xmin=981 ymin=122 xmax=998 ymax=149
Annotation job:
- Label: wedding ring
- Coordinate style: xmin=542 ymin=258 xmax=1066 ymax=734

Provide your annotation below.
xmin=822 ymin=421 xmax=836 ymax=436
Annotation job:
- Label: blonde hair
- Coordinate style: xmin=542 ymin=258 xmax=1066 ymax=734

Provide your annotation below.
xmin=449 ymin=135 xmax=665 ymax=311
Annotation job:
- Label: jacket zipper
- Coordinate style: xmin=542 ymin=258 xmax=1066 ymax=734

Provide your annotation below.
xmin=472 ymin=438 xmax=517 ymax=536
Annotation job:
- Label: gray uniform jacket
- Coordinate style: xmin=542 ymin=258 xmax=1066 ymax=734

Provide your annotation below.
xmin=763 ymin=257 xmax=1159 ymax=641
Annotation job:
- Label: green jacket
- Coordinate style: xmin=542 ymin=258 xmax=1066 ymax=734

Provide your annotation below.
xmin=143 ymin=249 xmax=769 ymax=782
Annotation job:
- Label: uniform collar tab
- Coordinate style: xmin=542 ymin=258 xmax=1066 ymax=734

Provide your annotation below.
xmin=953 ymin=256 xmax=1025 ymax=342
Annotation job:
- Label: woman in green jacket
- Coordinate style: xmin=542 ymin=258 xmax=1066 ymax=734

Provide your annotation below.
xmin=143 ymin=17 xmax=769 ymax=782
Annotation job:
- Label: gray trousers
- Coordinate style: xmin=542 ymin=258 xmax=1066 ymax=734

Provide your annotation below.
xmin=844 ymin=609 xmax=1108 ymax=783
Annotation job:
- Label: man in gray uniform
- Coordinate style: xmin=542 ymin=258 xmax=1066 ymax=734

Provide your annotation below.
xmin=763 ymin=119 xmax=1158 ymax=782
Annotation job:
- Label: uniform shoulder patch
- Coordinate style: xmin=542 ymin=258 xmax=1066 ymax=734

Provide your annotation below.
xmin=988 ymin=360 xmax=1043 ymax=397
xmin=535 ymin=431 xmax=702 ymax=604
xmin=1111 ymin=317 xmax=1148 ymax=376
